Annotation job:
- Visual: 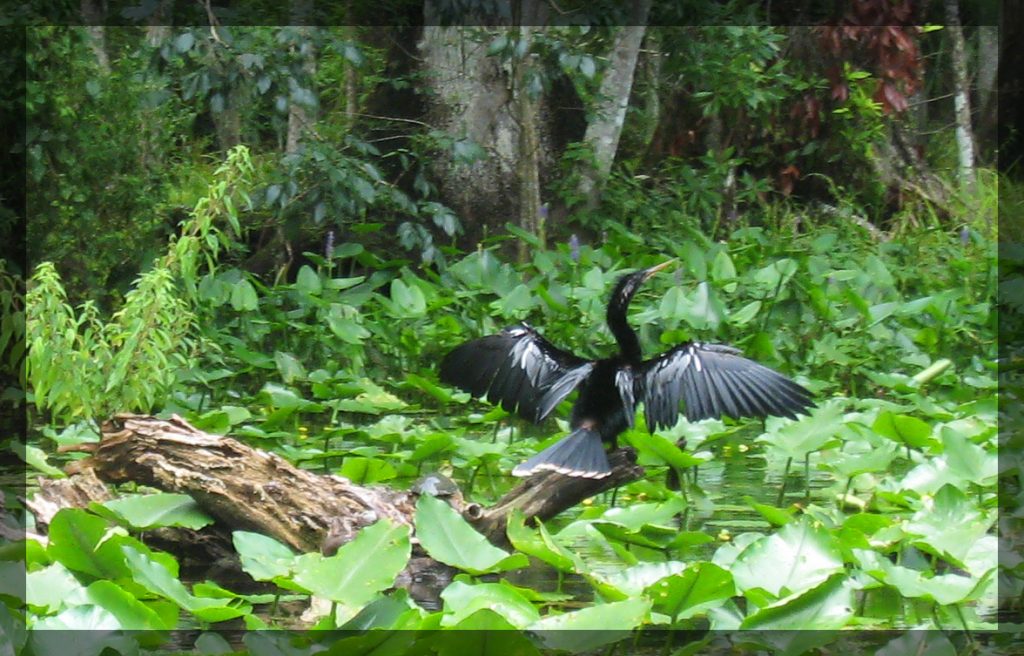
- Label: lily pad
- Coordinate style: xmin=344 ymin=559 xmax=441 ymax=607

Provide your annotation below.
xmin=292 ymin=520 xmax=411 ymax=624
xmin=645 ymin=562 xmax=735 ymax=622
xmin=872 ymin=411 xmax=935 ymax=450
xmin=98 ymin=493 xmax=214 ymax=531
xmin=740 ymin=573 xmax=854 ymax=630
xmin=122 ymin=545 xmax=249 ymax=623
xmin=439 ymin=609 xmax=540 ymax=654
xmin=730 ymin=517 xmax=844 ymax=597
xmin=440 ymin=579 xmax=540 ymax=629
xmin=232 ymin=531 xmax=297 ymax=583
xmin=506 ymin=510 xmax=581 ymax=573
xmin=527 ymin=598 xmax=651 ymax=652
xmin=415 ymin=495 xmax=528 ymax=575
xmin=903 ymin=484 xmax=993 ymax=567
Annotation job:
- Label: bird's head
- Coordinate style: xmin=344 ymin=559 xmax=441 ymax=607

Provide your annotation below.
xmin=611 ymin=259 xmax=676 ymax=308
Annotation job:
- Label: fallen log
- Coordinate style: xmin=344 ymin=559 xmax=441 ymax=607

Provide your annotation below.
xmin=48 ymin=413 xmax=643 ymax=557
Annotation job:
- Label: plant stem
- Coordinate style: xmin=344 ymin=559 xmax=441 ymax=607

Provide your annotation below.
xmin=660 ymin=628 xmax=675 ymax=656
xmin=776 ymin=457 xmax=792 ymax=507
xmin=804 ymin=452 xmax=812 ymax=501
xmin=953 ymin=603 xmax=973 ymax=642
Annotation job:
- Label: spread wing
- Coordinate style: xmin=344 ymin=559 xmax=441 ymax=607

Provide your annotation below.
xmin=638 ymin=342 xmax=814 ymax=432
xmin=440 ymin=324 xmax=594 ymax=423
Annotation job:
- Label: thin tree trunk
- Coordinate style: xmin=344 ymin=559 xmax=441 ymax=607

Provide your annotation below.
xmin=287 ymin=15 xmax=318 ymax=155
xmin=141 ymin=3 xmax=174 ymax=171
xmin=144 ymin=0 xmax=173 ymax=47
xmin=975 ymin=25 xmax=998 ymax=154
xmin=577 ymin=0 xmax=651 ymax=210
xmin=344 ymin=29 xmax=358 ymax=124
xmin=516 ymin=25 xmax=543 ymax=262
xmin=80 ymin=0 xmax=110 ymax=73
xmin=637 ymin=30 xmax=662 ymax=156
xmin=945 ymin=0 xmax=976 ymax=190
xmin=341 ymin=4 xmax=358 ymax=125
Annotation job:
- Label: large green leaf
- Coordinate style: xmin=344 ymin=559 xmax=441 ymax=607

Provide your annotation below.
xmin=339 ymin=456 xmax=397 ymax=484
xmin=590 ymin=561 xmax=687 ymax=601
xmin=295 ymin=265 xmax=321 ymax=295
xmin=437 ymin=610 xmax=540 ymax=655
xmin=99 ymin=493 xmax=214 ymax=531
xmin=730 ymin=517 xmax=843 ymax=597
xmin=506 ymin=510 xmax=581 ymax=574
xmin=339 ymin=589 xmax=423 ymax=631
xmin=273 ymin=351 xmax=306 ymax=383
xmin=390 ymin=278 xmax=427 ymax=317
xmin=645 ymin=562 xmax=735 ymax=622
xmin=757 ymin=400 xmax=844 ymax=459
xmin=622 ymin=431 xmax=709 ymax=470
xmin=292 ymin=520 xmax=411 ymax=624
xmin=25 ymin=562 xmax=84 ymax=613
xmin=46 ymin=508 xmax=130 ymax=579
xmin=939 ymin=425 xmax=997 ymax=485
xmin=230 ymin=278 xmax=258 ymax=311
xmin=872 ymin=411 xmax=935 ymax=449
xmin=903 ymin=484 xmax=994 ymax=567
xmin=46 ymin=508 xmax=176 ymax=581
xmin=122 ymin=545 xmax=248 ymax=623
xmin=85 ymin=579 xmax=176 ymax=630
xmin=440 ymin=579 xmax=540 ymax=629
xmin=527 ymin=598 xmax=651 ymax=652
xmin=854 ymin=548 xmax=994 ymax=606
xmin=415 ymin=495 xmax=528 ymax=575
xmin=31 ymin=604 xmax=122 ymax=631
xmin=740 ymin=573 xmax=853 ymax=630
xmin=232 ymin=531 xmax=296 ymax=582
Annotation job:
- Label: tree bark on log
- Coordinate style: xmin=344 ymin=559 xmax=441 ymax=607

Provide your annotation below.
xmin=45 ymin=414 xmax=643 ymax=560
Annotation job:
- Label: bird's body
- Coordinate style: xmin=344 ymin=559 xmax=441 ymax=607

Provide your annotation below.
xmin=440 ymin=260 xmax=814 ymax=479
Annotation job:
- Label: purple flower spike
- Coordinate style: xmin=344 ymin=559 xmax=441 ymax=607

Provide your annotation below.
xmin=569 ymin=233 xmax=580 ymax=262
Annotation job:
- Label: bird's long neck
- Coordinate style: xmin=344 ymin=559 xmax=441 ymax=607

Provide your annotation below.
xmin=607 ymin=299 xmax=642 ymax=362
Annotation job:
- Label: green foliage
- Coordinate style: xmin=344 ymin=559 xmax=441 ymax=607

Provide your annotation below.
xmin=0 ymin=263 xmax=25 ymax=391
xmin=26 ymin=146 xmax=253 ymax=427
xmin=415 ymin=495 xmax=528 ymax=575
xmin=26 ymin=27 xmax=192 ymax=307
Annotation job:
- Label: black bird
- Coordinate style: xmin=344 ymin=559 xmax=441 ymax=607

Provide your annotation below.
xmin=440 ymin=260 xmax=814 ymax=479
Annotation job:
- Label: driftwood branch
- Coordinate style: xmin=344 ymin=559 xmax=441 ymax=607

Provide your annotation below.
xmin=45 ymin=414 xmax=643 ymax=556
xmin=62 ymin=414 xmax=415 ymax=554
xmin=471 ymin=448 xmax=643 ymax=543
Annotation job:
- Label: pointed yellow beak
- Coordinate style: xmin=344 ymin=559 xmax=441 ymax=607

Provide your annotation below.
xmin=642 ymin=259 xmax=676 ymax=281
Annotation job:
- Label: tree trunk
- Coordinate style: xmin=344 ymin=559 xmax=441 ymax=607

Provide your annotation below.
xmin=515 ymin=25 xmax=543 ymax=262
xmin=419 ymin=22 xmax=518 ymax=245
xmin=418 ymin=2 xmax=556 ymax=249
xmin=945 ymin=0 xmax=976 ymax=190
xmin=975 ymin=25 xmax=998 ymax=156
xmin=80 ymin=1 xmax=110 ymax=73
xmin=577 ymin=1 xmax=651 ymax=210
xmin=343 ymin=22 xmax=358 ymax=124
xmin=141 ymin=3 xmax=174 ymax=171
xmin=144 ymin=0 xmax=173 ymax=47
xmin=287 ymin=7 xmax=317 ymax=155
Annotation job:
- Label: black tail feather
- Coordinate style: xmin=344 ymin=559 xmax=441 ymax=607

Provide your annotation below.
xmin=512 ymin=428 xmax=611 ymax=479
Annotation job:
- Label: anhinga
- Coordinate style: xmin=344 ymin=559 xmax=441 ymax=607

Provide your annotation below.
xmin=440 ymin=260 xmax=814 ymax=479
